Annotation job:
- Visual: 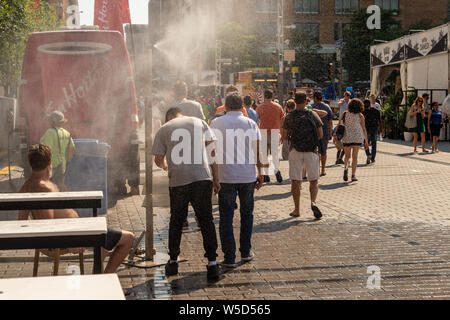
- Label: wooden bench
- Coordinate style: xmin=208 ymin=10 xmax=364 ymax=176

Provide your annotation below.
xmin=0 ymin=191 xmax=104 ymax=274
xmin=0 ymin=274 xmax=125 ymax=300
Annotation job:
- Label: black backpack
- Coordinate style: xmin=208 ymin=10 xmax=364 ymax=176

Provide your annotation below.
xmin=287 ymin=109 xmax=319 ymax=153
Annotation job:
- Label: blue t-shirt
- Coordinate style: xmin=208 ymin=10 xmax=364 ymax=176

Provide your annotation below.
xmin=312 ymin=101 xmax=333 ymax=137
xmin=332 ymin=127 xmax=342 ymax=141
xmin=246 ymin=107 xmax=260 ymax=123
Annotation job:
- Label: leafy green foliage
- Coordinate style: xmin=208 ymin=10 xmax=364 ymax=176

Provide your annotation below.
xmin=0 ymin=0 xmax=59 ymax=97
xmin=342 ymin=9 xmax=403 ymax=83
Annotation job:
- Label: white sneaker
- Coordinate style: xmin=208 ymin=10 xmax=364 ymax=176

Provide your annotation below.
xmin=242 ymin=251 xmax=255 ymax=262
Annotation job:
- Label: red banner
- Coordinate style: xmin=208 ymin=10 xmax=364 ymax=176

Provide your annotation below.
xmin=94 ymin=0 xmax=130 ymax=35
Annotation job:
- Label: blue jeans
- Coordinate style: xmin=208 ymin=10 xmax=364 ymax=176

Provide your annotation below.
xmin=365 ymin=130 xmax=378 ymax=161
xmin=218 ymin=182 xmax=256 ymax=263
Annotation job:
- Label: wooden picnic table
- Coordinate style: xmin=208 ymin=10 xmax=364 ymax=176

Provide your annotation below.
xmin=0 ymin=191 xmax=105 ymax=274
xmin=0 ymin=274 xmax=125 ymax=300
xmin=0 ymin=217 xmax=107 ymax=274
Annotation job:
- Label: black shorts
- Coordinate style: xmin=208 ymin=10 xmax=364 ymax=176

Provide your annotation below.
xmin=105 ymin=229 xmax=122 ymax=251
xmin=430 ymin=123 xmax=442 ymax=137
xmin=343 ymin=143 xmax=362 ymax=147
xmin=318 ymin=138 xmax=328 ymax=155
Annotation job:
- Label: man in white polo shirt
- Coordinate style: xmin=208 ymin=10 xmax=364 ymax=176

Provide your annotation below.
xmin=210 ymin=93 xmax=263 ymax=268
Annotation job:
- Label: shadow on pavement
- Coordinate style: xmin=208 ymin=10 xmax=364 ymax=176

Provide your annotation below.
xmin=319 ymin=182 xmax=349 ymax=190
xmin=253 ymin=217 xmax=317 ymax=234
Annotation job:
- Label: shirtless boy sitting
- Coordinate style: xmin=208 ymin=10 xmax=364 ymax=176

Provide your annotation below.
xmin=19 ymin=144 xmax=135 ymax=274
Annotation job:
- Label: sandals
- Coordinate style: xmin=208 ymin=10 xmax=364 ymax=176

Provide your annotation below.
xmin=351 ymin=176 xmax=358 ymax=182
xmin=311 ymin=205 xmax=322 ymax=220
xmin=343 ymin=169 xmax=348 ymax=182
xmin=289 ymin=212 xmax=300 ymax=218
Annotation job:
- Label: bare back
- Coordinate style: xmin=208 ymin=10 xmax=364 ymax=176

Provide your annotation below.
xmin=19 ymin=178 xmax=79 ymax=220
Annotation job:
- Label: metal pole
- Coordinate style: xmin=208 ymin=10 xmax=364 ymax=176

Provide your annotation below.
xmin=277 ymin=0 xmax=284 ymax=101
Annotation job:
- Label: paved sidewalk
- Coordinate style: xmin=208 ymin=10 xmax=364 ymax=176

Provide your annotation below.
xmin=2 ymin=138 xmax=450 ymax=300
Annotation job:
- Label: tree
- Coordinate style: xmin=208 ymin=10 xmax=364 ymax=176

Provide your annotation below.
xmin=289 ymin=30 xmax=329 ymax=84
xmin=342 ymin=9 xmax=403 ymax=83
xmin=0 ymin=0 xmax=59 ymax=97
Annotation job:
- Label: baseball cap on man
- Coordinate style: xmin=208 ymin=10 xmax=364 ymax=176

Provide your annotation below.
xmin=49 ymin=111 xmax=67 ymax=126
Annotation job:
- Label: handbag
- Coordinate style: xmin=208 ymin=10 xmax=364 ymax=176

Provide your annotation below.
xmin=404 ymin=110 xmax=416 ymax=129
xmin=336 ymin=112 xmax=347 ymax=139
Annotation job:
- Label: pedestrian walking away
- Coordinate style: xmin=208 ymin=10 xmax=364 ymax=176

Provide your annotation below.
xmin=363 ymin=98 xmax=383 ymax=164
xmin=152 ymin=107 xmax=221 ymax=281
xmin=339 ymin=99 xmax=369 ymax=182
xmin=40 ymin=111 xmax=75 ymax=191
xmin=210 ymin=93 xmax=263 ymax=268
xmin=428 ymin=102 xmax=444 ymax=153
xmin=282 ymin=92 xmax=324 ymax=219
xmin=332 ymin=126 xmax=345 ymax=165
xmin=256 ymin=89 xmax=285 ymax=183
xmin=311 ymin=91 xmax=334 ymax=177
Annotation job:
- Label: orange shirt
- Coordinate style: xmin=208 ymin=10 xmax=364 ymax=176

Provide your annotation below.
xmin=215 ymin=105 xmax=249 ymax=117
xmin=256 ymin=101 xmax=284 ymax=134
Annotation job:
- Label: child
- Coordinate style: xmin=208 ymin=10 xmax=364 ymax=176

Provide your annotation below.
xmin=332 ymin=126 xmax=345 ymax=165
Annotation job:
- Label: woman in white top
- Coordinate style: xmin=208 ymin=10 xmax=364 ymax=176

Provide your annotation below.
xmin=339 ymin=99 xmax=369 ymax=182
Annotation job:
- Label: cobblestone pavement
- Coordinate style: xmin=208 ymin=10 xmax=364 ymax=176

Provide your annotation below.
xmin=2 ymin=138 xmax=450 ymax=300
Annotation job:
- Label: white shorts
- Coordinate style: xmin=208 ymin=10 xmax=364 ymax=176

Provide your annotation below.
xmin=288 ymin=150 xmax=320 ymax=182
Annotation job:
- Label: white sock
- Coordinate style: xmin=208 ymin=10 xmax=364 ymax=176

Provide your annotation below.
xmin=170 ymin=259 xmax=177 ymax=264
xmin=208 ymin=261 xmax=217 ymax=266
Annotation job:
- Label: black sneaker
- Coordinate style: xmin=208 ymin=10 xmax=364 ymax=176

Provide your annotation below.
xmin=220 ymin=260 xmax=237 ymax=268
xmin=275 ymin=171 xmax=283 ymax=183
xmin=207 ymin=264 xmax=220 ymax=281
xmin=366 ymin=156 xmax=371 ymax=165
xmin=182 ymin=220 xmax=189 ymax=230
xmin=263 ymin=175 xmax=270 ymax=183
xmin=165 ymin=261 xmax=178 ymax=276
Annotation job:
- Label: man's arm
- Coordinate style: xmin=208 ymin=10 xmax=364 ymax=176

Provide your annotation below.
xmin=317 ymin=126 xmax=324 ymax=140
xmin=154 ymin=155 xmax=168 ymax=171
xmin=206 ymin=140 xmax=220 ymax=194
xmin=313 ymin=109 xmax=327 ymax=118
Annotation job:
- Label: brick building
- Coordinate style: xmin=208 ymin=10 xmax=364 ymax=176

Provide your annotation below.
xmin=234 ymin=0 xmax=449 ymax=54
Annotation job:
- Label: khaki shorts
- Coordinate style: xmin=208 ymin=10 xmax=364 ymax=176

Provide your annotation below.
xmin=289 ymin=150 xmax=320 ymax=182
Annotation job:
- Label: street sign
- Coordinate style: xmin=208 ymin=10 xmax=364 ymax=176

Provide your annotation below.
xmin=284 ymin=50 xmax=295 ymax=62
xmin=292 ymin=66 xmax=299 ymax=74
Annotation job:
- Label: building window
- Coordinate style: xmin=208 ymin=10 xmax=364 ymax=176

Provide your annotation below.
xmin=335 ymin=0 xmax=359 ymax=15
xmin=295 ymin=0 xmax=319 ymax=14
xmin=334 ymin=23 xmax=351 ymax=41
xmin=256 ymin=0 xmax=278 ymax=13
xmin=259 ymin=22 xmax=278 ymax=37
xmin=295 ymin=23 xmax=320 ymax=41
xmin=375 ymin=0 xmax=399 ymax=10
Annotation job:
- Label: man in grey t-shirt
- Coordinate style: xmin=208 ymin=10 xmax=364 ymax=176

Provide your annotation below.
xmin=152 ymin=107 xmax=220 ymax=281
xmin=163 ymin=80 xmax=205 ymax=120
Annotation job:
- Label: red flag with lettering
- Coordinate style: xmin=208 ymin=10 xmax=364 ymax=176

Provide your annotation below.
xmin=94 ymin=0 xmax=130 ymax=35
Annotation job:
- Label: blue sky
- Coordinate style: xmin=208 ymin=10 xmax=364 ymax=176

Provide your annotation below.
xmin=78 ymin=0 xmax=148 ymax=26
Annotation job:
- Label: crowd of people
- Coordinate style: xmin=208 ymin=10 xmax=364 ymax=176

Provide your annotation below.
xmin=151 ymin=80 xmax=393 ymax=281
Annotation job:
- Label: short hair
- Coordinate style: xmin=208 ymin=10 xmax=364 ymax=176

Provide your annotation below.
xmin=344 ymin=91 xmax=351 ymax=97
xmin=422 ymin=93 xmax=430 ymax=98
xmin=165 ymin=107 xmax=182 ymax=122
xmin=243 ymin=96 xmax=252 ymax=106
xmin=225 ymin=93 xmax=243 ymax=110
xmin=313 ymin=91 xmax=323 ymax=101
xmin=431 ymin=101 xmax=439 ymax=108
xmin=264 ymin=89 xmax=274 ymax=99
xmin=225 ymin=85 xmax=239 ymax=94
xmin=369 ymin=93 xmax=376 ymax=99
xmin=28 ymin=144 xmax=51 ymax=171
xmin=348 ymin=99 xmax=364 ymax=113
xmin=363 ymin=99 xmax=371 ymax=110
xmin=173 ymin=81 xmax=188 ymax=99
xmin=285 ymin=99 xmax=296 ymax=111
xmin=294 ymin=92 xmax=307 ymax=105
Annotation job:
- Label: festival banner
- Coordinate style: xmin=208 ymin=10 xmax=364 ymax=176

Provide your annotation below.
xmin=94 ymin=0 xmax=131 ymax=35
